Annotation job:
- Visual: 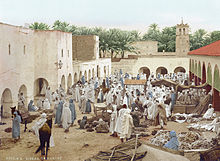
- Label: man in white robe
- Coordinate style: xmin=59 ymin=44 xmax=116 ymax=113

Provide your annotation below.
xmin=123 ymin=93 xmax=129 ymax=108
xmin=147 ymin=100 xmax=158 ymax=120
xmin=116 ymin=91 xmax=121 ymax=108
xmin=109 ymin=105 xmax=117 ymax=137
xmin=115 ymin=104 xmax=127 ymax=135
xmin=61 ymin=102 xmax=72 ymax=132
xmin=106 ymin=90 xmax=113 ymax=106
xmin=119 ymin=108 xmax=134 ymax=142
xmin=80 ymin=93 xmax=87 ymax=113
xmin=203 ymin=104 xmax=215 ymax=119
xmin=32 ymin=113 xmax=55 ymax=147
xmin=45 ymin=87 xmax=52 ymax=104
xmin=43 ymin=98 xmax=50 ymax=110
xmin=75 ymin=85 xmax=80 ymax=102
xmin=40 ymin=82 xmax=47 ymax=95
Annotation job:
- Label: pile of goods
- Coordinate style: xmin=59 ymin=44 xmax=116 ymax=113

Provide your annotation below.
xmin=86 ymin=139 xmax=147 ymax=161
xmin=150 ymin=130 xmax=218 ymax=150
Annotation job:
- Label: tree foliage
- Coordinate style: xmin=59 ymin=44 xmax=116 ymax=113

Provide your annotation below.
xmin=29 ymin=20 xmax=220 ymax=57
xmin=142 ymin=24 xmax=176 ymax=52
xmin=29 ymin=22 xmax=50 ymax=30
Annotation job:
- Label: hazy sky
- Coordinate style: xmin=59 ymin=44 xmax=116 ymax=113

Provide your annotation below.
xmin=1 ymin=0 xmax=220 ymax=33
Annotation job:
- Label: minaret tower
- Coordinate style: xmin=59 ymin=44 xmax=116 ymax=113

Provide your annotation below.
xmin=176 ymin=19 xmax=190 ymax=56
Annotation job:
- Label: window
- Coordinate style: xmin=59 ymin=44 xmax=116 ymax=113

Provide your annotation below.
xmin=8 ymin=44 xmax=11 ymax=55
xmin=179 ymin=29 xmax=181 ymax=35
xmin=61 ymin=49 xmax=63 ymax=57
xmin=24 ymin=45 xmax=26 ymax=55
xmin=183 ymin=28 xmax=185 ymax=35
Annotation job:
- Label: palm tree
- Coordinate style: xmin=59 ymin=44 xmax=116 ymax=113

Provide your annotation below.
xmin=143 ymin=23 xmax=160 ymax=41
xmin=190 ymin=29 xmax=208 ymax=50
xmin=52 ymin=20 xmax=71 ymax=32
xmin=29 ymin=22 xmax=50 ymax=30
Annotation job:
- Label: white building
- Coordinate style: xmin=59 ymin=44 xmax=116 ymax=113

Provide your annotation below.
xmin=0 ymin=23 xmax=73 ymax=117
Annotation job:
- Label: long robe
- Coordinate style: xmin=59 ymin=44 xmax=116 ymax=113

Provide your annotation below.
xmin=81 ymin=76 xmax=85 ymax=85
xmin=12 ymin=112 xmax=21 ymax=138
xmin=80 ymin=95 xmax=87 ymax=113
xmin=45 ymin=89 xmax=52 ymax=104
xmin=75 ymin=87 xmax=80 ymax=102
xmin=69 ymin=99 xmax=76 ymax=124
xmin=106 ymin=92 xmax=113 ymax=105
xmin=43 ymin=99 xmax=50 ymax=109
xmin=85 ymin=100 xmax=91 ymax=113
xmin=116 ymin=94 xmax=121 ymax=107
xmin=32 ymin=113 xmax=47 ymax=139
xmin=97 ymin=90 xmax=103 ymax=103
xmin=61 ymin=103 xmax=72 ymax=130
xmin=40 ymin=82 xmax=46 ymax=95
xmin=109 ymin=106 xmax=117 ymax=134
xmin=123 ymin=95 xmax=129 ymax=108
xmin=203 ymin=107 xmax=214 ymax=119
xmin=164 ymin=131 xmax=179 ymax=150
xmin=114 ymin=108 xmax=127 ymax=134
xmin=53 ymin=100 xmax=59 ymax=116
xmin=32 ymin=114 xmax=55 ymax=147
xmin=119 ymin=109 xmax=133 ymax=139
xmin=147 ymin=102 xmax=158 ymax=120
xmin=106 ymin=77 xmax=110 ymax=88
xmin=55 ymin=101 xmax=63 ymax=125
xmin=28 ymin=100 xmax=36 ymax=111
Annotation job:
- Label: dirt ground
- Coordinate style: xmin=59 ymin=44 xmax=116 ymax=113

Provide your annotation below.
xmin=0 ymin=103 xmax=215 ymax=161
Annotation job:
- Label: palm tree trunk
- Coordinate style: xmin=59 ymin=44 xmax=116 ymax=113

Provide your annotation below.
xmin=121 ymin=51 xmax=125 ymax=58
xmin=111 ymin=50 xmax=114 ymax=59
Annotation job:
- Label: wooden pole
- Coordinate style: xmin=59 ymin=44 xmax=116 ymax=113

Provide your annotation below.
xmin=109 ymin=147 xmax=116 ymax=161
xmin=131 ymin=134 xmax=139 ymax=161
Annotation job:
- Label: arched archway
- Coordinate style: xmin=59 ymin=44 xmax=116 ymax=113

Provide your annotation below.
xmin=194 ymin=61 xmax=198 ymax=85
xmin=97 ymin=65 xmax=100 ymax=78
xmin=18 ymin=84 xmax=27 ymax=107
xmin=1 ymin=88 xmax=13 ymax=117
xmin=206 ymin=63 xmax=212 ymax=94
xmin=92 ymin=68 xmax=95 ymax=78
xmin=74 ymin=73 xmax=77 ymax=84
xmin=191 ymin=59 xmax=195 ymax=81
xmin=174 ymin=67 xmax=186 ymax=73
xmin=88 ymin=70 xmax=91 ymax=81
xmin=84 ymin=70 xmax=87 ymax=82
xmin=79 ymin=71 xmax=82 ymax=81
xmin=156 ymin=67 xmax=168 ymax=75
xmin=198 ymin=61 xmax=202 ymax=84
xmin=213 ymin=65 xmax=220 ymax=111
xmin=202 ymin=62 xmax=206 ymax=84
xmin=67 ymin=73 xmax=72 ymax=88
xmin=104 ymin=66 xmax=106 ymax=78
xmin=189 ymin=59 xmax=192 ymax=81
xmin=61 ymin=75 xmax=66 ymax=91
xmin=192 ymin=60 xmax=195 ymax=74
xmin=138 ymin=67 xmax=150 ymax=79
xmin=34 ymin=78 xmax=49 ymax=96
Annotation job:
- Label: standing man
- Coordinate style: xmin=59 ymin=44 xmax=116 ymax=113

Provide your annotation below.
xmin=69 ymin=99 xmax=76 ymax=125
xmin=12 ymin=111 xmax=22 ymax=140
xmin=55 ymin=100 xmax=63 ymax=127
xmin=119 ymin=108 xmax=134 ymax=142
xmin=61 ymin=102 xmax=72 ymax=132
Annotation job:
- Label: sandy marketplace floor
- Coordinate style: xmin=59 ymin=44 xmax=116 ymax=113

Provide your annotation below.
xmin=0 ymin=102 xmax=217 ymax=161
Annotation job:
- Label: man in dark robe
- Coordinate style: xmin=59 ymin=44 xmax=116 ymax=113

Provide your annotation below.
xmin=12 ymin=111 xmax=21 ymax=140
xmin=85 ymin=99 xmax=91 ymax=113
xmin=55 ymin=100 xmax=63 ymax=126
xmin=69 ymin=99 xmax=76 ymax=125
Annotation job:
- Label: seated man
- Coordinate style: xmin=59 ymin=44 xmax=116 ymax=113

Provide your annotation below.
xmin=164 ymin=131 xmax=179 ymax=151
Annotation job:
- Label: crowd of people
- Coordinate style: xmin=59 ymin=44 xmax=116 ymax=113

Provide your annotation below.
xmin=10 ymin=69 xmax=213 ymax=158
